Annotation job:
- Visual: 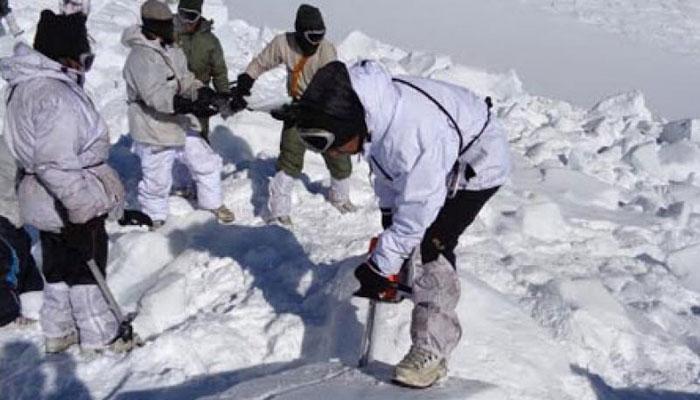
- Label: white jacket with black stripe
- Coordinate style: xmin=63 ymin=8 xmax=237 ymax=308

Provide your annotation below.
xmin=349 ymin=61 xmax=511 ymax=275
xmin=1 ymin=43 xmax=124 ymax=232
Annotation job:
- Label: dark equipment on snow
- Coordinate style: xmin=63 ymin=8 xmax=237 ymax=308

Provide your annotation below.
xmin=117 ymin=209 xmax=153 ymax=228
xmin=0 ymin=216 xmax=42 ymax=327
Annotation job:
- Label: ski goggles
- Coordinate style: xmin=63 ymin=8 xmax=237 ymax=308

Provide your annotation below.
xmin=80 ymin=52 xmax=95 ymax=72
xmin=297 ymin=128 xmax=335 ymax=153
xmin=303 ymin=29 xmax=325 ymax=45
xmin=178 ymin=8 xmax=201 ymax=24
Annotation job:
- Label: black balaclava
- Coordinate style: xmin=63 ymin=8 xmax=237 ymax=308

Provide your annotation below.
xmin=34 ymin=10 xmax=90 ymax=66
xmin=297 ymin=61 xmax=368 ymax=149
xmin=141 ymin=0 xmax=175 ymax=46
xmin=142 ymin=19 xmax=175 ymax=46
xmin=294 ymin=4 xmax=325 ymax=56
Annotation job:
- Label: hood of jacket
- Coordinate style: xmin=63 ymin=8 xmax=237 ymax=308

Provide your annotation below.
xmin=0 ymin=42 xmax=82 ymax=87
xmin=121 ymin=24 xmax=167 ymax=52
xmin=347 ymin=61 xmax=399 ymax=144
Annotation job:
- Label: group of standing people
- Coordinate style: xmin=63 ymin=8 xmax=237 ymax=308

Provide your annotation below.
xmin=0 ymin=0 xmax=511 ymax=389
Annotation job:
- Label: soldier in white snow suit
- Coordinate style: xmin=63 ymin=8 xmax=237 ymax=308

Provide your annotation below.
xmin=123 ymin=0 xmax=234 ymax=227
xmin=231 ymin=4 xmax=354 ymax=225
xmin=0 ymin=10 xmax=129 ymax=353
xmin=293 ymin=60 xmax=511 ymax=388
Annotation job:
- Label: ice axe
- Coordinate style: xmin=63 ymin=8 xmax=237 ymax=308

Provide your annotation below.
xmin=358 ymin=243 xmax=416 ymax=367
xmin=86 ymin=259 xmax=138 ymax=344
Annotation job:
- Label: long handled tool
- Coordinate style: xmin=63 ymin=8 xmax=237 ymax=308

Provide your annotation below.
xmin=358 ymin=248 xmax=417 ymax=368
xmin=358 ymin=298 xmax=378 ymax=367
xmin=86 ymin=259 xmax=137 ymax=343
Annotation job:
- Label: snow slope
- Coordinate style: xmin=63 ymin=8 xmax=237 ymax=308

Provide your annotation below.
xmin=1 ymin=1 xmax=699 ymax=399
xmin=520 ymin=0 xmax=700 ymax=56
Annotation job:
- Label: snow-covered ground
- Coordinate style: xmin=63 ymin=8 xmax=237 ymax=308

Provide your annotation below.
xmin=1 ymin=1 xmax=700 ymax=399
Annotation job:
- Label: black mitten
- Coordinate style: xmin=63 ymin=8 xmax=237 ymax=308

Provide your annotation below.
xmin=236 ymin=73 xmax=255 ymax=96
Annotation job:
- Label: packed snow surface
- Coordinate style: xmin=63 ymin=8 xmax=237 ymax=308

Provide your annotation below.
xmin=1 ymin=1 xmax=699 ymax=399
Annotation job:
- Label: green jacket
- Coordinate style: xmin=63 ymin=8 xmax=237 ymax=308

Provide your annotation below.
xmin=177 ymin=19 xmax=229 ymax=94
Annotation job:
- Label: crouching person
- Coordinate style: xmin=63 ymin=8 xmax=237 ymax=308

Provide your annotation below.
xmin=1 ymin=216 xmax=43 ymax=327
xmin=123 ymin=0 xmax=234 ymax=228
xmin=0 ymin=11 xmax=130 ymax=353
xmin=233 ymin=4 xmax=354 ymax=225
xmin=294 ymin=61 xmax=511 ymax=388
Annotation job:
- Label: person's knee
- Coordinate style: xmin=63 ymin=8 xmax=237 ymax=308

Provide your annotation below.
xmin=413 ymin=257 xmax=460 ymax=309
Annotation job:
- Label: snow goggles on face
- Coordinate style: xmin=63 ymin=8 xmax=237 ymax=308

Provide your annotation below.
xmin=303 ymin=29 xmax=325 ymax=45
xmin=80 ymin=52 xmax=95 ymax=72
xmin=297 ymin=128 xmax=335 ymax=153
xmin=178 ymin=8 xmax=201 ymax=24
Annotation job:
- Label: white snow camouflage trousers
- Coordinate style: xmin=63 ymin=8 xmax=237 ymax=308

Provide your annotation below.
xmin=134 ymin=133 xmax=223 ymax=221
xmin=41 ymin=282 xmax=118 ymax=349
xmin=268 ymin=171 xmax=352 ymax=219
xmin=411 ymin=256 xmax=462 ymax=359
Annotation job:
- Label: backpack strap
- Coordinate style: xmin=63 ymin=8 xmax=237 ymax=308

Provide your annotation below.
xmin=393 ymin=78 xmax=464 ymax=152
xmin=392 ymin=78 xmax=492 ymax=157
xmin=6 ymin=85 xmax=17 ymax=106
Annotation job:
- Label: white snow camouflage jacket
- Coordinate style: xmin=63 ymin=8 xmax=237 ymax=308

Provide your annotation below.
xmin=122 ymin=25 xmax=202 ymax=147
xmin=1 ymin=43 xmax=124 ymax=232
xmin=350 ymin=61 xmax=511 ymax=275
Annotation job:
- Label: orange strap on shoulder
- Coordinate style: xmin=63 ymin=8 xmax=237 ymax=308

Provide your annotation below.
xmin=290 ymin=56 xmax=309 ymax=99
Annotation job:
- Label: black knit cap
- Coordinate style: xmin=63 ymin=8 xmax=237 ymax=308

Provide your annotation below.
xmin=295 ymin=4 xmax=325 ymax=32
xmin=296 ymin=61 xmax=368 ymax=148
xmin=33 ymin=9 xmax=90 ymax=63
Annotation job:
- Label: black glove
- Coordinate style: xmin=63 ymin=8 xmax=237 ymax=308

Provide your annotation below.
xmin=192 ymin=87 xmax=219 ymax=118
xmin=354 ymin=260 xmax=411 ymax=302
xmin=269 ymin=103 xmax=299 ymax=124
xmin=173 ymin=94 xmax=194 ymax=114
xmin=229 ymin=91 xmax=248 ymax=114
xmin=236 ymin=73 xmax=255 ymax=96
xmin=380 ymin=208 xmax=393 ymax=230
xmin=118 ymin=210 xmax=154 ymax=228
xmin=173 ymin=87 xmax=219 ymax=118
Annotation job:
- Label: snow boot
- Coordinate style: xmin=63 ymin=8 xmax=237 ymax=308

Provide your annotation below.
xmin=393 ymin=346 xmax=447 ymax=388
xmin=212 ymin=205 xmax=235 ymax=224
xmin=330 ymin=199 xmax=357 ymax=214
xmin=5 ymin=13 xmax=23 ymax=37
xmin=45 ymin=331 xmax=79 ymax=354
xmin=8 ymin=316 xmax=38 ymax=328
xmin=150 ymin=220 xmax=165 ymax=231
xmin=70 ymin=285 xmax=119 ymax=352
xmin=268 ymin=171 xmax=294 ymax=222
xmin=266 ymin=215 xmax=293 ymax=226
xmin=41 ymin=282 xmax=78 ymax=351
xmin=329 ymin=178 xmax=357 ymax=214
xmin=80 ymin=335 xmax=139 ymax=356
